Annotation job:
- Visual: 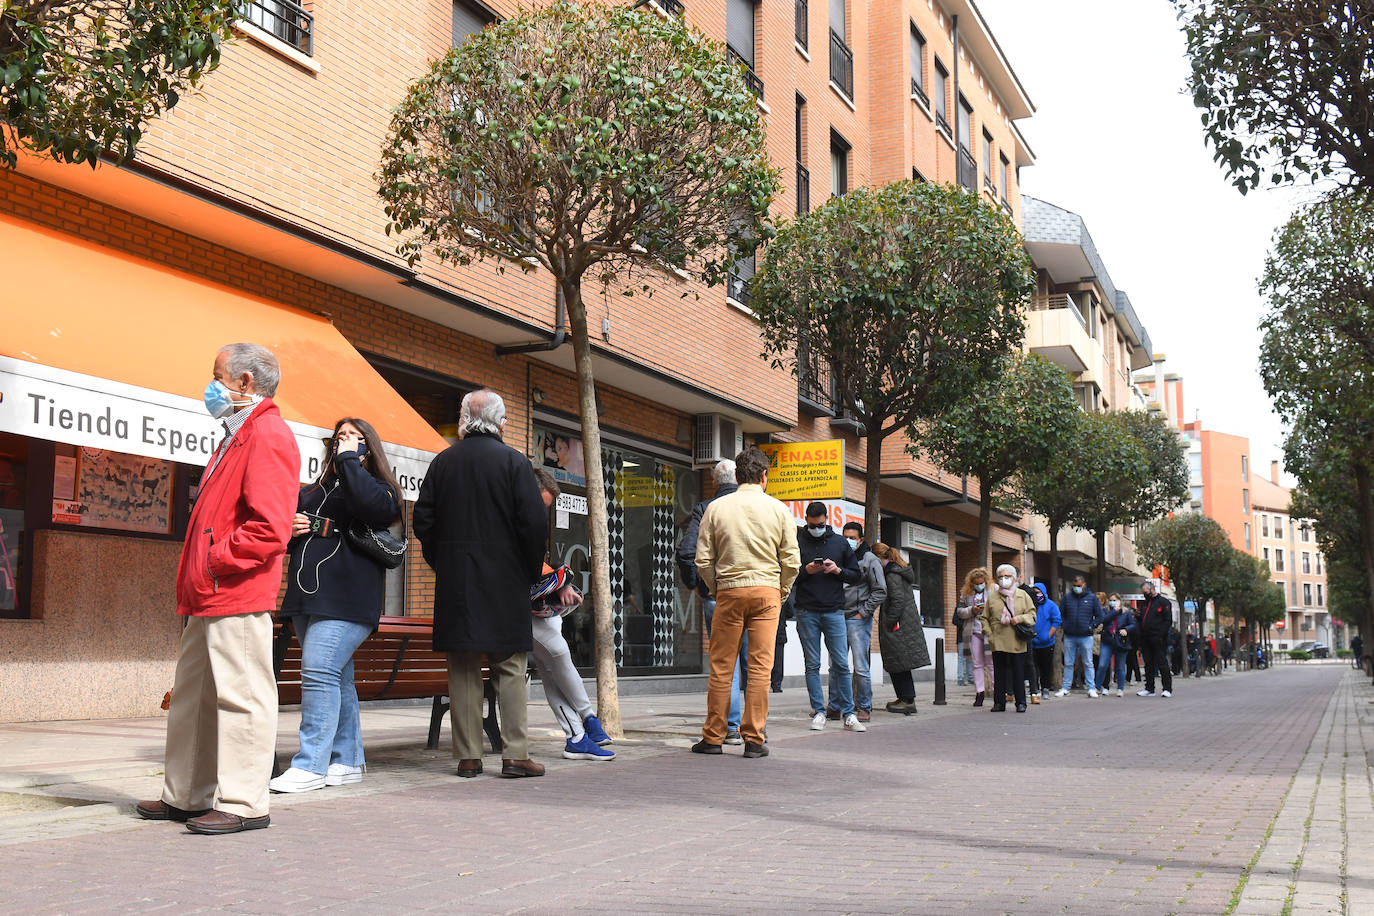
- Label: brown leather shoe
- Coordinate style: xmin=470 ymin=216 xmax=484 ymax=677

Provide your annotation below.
xmin=185 ymin=810 xmax=270 ymax=835
xmin=457 ymin=759 xmax=483 ymax=778
xmin=856 ymin=709 xmax=871 ymax=722
xmin=500 ymin=758 xmax=545 ymax=778
xmin=135 ymin=799 xmax=209 ymax=822
xmin=825 ymin=707 xmax=842 ymax=720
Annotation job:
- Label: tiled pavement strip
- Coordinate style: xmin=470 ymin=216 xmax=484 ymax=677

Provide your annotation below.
xmin=0 ymin=662 xmax=1362 ymax=914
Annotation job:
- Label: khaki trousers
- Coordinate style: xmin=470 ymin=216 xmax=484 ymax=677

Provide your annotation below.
xmin=703 ymin=586 xmax=780 ymax=746
xmin=447 ymin=651 xmax=529 ymax=761
xmin=161 ymin=612 xmax=277 ymax=818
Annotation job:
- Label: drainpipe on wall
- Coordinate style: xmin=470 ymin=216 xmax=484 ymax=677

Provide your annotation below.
xmin=495 ymin=285 xmax=568 ymax=356
xmin=951 ymin=15 xmax=960 ymax=146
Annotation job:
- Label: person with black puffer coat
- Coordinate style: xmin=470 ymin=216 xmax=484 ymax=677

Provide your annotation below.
xmin=872 ymin=542 xmax=931 ymax=715
xmin=1137 ymin=580 xmax=1174 ymax=698
xmin=271 ymin=417 xmax=403 ymax=794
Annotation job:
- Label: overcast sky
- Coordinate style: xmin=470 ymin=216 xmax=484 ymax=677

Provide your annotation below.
xmin=978 ymin=0 xmax=1314 ymax=482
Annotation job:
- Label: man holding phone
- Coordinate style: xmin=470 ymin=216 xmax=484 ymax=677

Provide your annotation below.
xmin=793 ymin=503 xmax=864 ymax=732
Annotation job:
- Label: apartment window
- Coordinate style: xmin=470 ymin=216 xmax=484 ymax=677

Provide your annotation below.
xmin=828 ymin=0 xmax=853 ymax=98
xmin=957 ymin=95 xmax=972 ymax=151
xmin=1301 ymin=524 xmax=1311 ymax=543
xmin=1241 ymin=454 xmax=1249 ymax=481
xmin=1190 ymin=486 xmax=1203 ymax=504
xmin=1302 ymin=584 xmax=1313 ymax=607
xmin=999 ymin=152 xmax=1010 ymax=202
xmin=1274 ymin=516 xmax=1283 ymax=539
xmin=242 ymin=0 xmax=314 ymax=55
xmin=981 ymin=129 xmax=994 ymax=194
xmin=933 ymin=60 xmax=950 ymax=134
xmin=727 ymin=0 xmax=763 ymax=98
xmin=1302 ymin=551 xmax=1311 ymax=575
xmin=830 ymin=131 xmax=850 ymax=197
xmin=1261 ymin=514 xmax=1269 ymax=537
xmin=794 ymin=95 xmax=810 ymax=215
xmin=1316 ymin=552 xmax=1323 ymax=574
xmin=910 ymin=26 xmax=928 ymax=107
xmin=1242 ymin=488 xmax=1250 ymax=515
xmin=912 ymin=167 xmax=926 ymax=182
xmin=1244 ymin=522 xmax=1251 ymax=549
xmin=1274 ymin=548 xmax=1284 ymax=572
xmin=1189 ymin=452 xmax=1203 ymax=477
xmin=453 ymin=0 xmax=493 ymax=46
xmin=1263 ymin=547 xmax=1270 ymax=563
xmin=795 ymin=0 xmax=807 ymax=50
xmin=1317 ymin=584 xmax=1324 ymax=606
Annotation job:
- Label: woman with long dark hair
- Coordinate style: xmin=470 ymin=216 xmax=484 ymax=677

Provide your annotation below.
xmin=270 ymin=418 xmax=402 ymax=793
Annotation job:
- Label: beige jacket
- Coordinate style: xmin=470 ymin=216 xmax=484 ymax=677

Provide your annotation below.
xmin=695 ymin=483 xmax=801 ymax=598
xmin=977 ymin=588 xmax=1038 ymax=654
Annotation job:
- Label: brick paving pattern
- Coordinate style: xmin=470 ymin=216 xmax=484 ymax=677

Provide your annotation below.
xmin=0 ymin=664 xmax=1355 ymax=914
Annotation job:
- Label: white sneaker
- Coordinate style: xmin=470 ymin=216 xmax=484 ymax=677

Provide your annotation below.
xmin=1088 ymin=688 xmax=1099 ymax=698
xmin=1116 ymin=689 xmax=1124 ymax=697
xmin=810 ymin=712 xmax=827 ymax=730
xmin=1136 ymin=689 xmax=1155 ymax=697
xmin=1055 ymin=688 xmax=1069 ymax=697
xmin=1162 ymin=690 xmax=1173 ymax=698
xmin=269 ymin=767 xmax=325 ymax=793
xmin=843 ymin=714 xmax=867 ymax=732
xmin=325 ymin=763 xmax=363 ymax=786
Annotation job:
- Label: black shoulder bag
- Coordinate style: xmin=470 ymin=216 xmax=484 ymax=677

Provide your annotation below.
xmin=345 ymin=496 xmax=408 ymax=570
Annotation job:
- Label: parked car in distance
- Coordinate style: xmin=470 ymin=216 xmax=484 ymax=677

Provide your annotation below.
xmin=1292 ymin=640 xmax=1316 ymax=654
xmin=1312 ymin=642 xmax=1330 ymax=658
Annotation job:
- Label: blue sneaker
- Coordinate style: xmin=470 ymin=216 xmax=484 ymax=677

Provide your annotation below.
xmin=563 ymin=734 xmax=615 ymax=761
xmin=583 ymin=714 xmax=612 ymax=746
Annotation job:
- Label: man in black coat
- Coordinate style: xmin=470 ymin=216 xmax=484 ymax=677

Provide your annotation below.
xmin=414 ymin=390 xmax=548 ymax=778
xmin=1136 ymin=579 xmax=1174 ymax=698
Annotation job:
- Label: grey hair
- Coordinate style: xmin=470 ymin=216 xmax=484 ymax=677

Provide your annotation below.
xmin=459 ymin=389 xmax=506 ymax=437
xmin=995 ymin=563 xmax=1019 ymax=578
xmin=219 ymin=343 xmax=280 ymax=397
xmin=713 ymin=459 xmax=737 ymax=487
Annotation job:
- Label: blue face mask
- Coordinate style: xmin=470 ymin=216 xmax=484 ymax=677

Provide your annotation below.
xmin=1072 ymin=585 xmax=1084 ymax=595
xmin=203 ymin=380 xmax=256 ymax=419
xmin=973 ymin=583 xmax=986 ymax=593
xmin=807 ymin=525 xmax=826 ymax=537
xmin=846 ymin=538 xmax=860 ymax=551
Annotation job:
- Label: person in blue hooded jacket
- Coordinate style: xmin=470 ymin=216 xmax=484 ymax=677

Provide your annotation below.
xmin=1029 ymin=583 xmax=1060 ymax=702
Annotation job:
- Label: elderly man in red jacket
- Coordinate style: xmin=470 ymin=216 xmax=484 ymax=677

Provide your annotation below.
xmin=137 ymin=343 xmax=300 ymax=835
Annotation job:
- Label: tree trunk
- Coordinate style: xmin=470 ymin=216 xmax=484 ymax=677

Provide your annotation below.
xmin=863 ymin=425 xmax=885 ymax=549
xmin=1094 ymin=528 xmax=1107 ymax=594
xmin=977 ymin=477 xmax=993 ymax=573
xmin=1047 ymin=524 xmax=1061 ymax=599
xmin=564 ymin=282 xmax=622 ymax=737
xmin=1352 ymin=464 xmax=1374 ymax=683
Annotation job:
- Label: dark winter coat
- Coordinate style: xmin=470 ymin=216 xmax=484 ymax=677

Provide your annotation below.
xmin=878 ymin=562 xmax=931 ymax=673
xmin=676 ymin=481 xmax=738 ymax=598
xmin=791 ymin=525 xmax=861 ymax=612
xmin=1140 ymin=595 xmax=1173 ymax=639
xmin=413 ymin=432 xmax=548 ymax=655
xmin=1059 ymin=588 xmax=1104 ymax=637
xmin=1099 ymin=608 xmax=1138 ymax=652
xmin=280 ymin=450 xmax=401 ymax=629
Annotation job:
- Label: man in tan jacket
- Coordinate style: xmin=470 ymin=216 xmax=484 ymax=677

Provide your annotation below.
xmin=692 ymin=446 xmax=801 ymax=758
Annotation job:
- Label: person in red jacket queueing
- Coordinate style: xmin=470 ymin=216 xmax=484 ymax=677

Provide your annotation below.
xmin=137 ymin=343 xmax=300 ymax=835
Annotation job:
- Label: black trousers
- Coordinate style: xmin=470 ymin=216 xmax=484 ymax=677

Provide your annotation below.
xmin=889 ymin=668 xmax=915 ymax=702
xmin=1032 ymin=645 xmax=1055 ymax=692
xmin=992 ymin=651 xmax=1026 ymax=708
xmin=1026 ymin=647 xmax=1040 ymax=694
xmin=771 ymin=618 xmax=787 ymax=689
xmin=1143 ymin=635 xmax=1173 ymax=693
xmin=1125 ymin=647 xmax=1141 ymax=682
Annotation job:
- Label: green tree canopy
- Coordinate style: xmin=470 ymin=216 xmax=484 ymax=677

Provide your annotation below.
xmin=1062 ymin=411 xmax=1153 ymax=592
xmin=1173 ymin=0 xmax=1374 ymax=191
xmin=922 ymin=353 xmax=1077 ymax=570
xmin=749 ymin=179 xmax=1033 ymax=539
xmin=1 ymin=0 xmax=235 ymax=168
xmin=1137 ymin=512 xmax=1235 ymax=676
xmin=377 ymin=0 xmax=778 ymax=734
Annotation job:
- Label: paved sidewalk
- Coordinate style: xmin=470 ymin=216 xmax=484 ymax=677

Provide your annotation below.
xmin=0 ymin=662 xmax=1361 ymax=914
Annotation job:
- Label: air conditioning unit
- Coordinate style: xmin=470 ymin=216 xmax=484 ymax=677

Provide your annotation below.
xmin=694 ymin=414 xmax=743 ymax=467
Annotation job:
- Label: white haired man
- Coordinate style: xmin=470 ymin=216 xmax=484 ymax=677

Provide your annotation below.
xmin=137 ymin=343 xmax=300 ymax=834
xmin=414 ymin=390 xmax=549 ymax=778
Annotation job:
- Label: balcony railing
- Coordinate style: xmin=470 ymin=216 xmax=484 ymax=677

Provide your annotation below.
xmin=984 ymin=175 xmax=996 ymax=196
xmin=935 ymin=111 xmax=951 ymax=137
xmin=910 ymin=78 xmax=929 ymax=109
xmin=654 ymin=0 xmax=685 ymax=17
xmin=829 ymin=29 xmax=853 ymax=99
xmin=728 ymin=46 xmax=764 ymax=100
xmin=1030 ymin=294 xmax=1088 ymax=330
xmin=796 ymin=161 xmax=810 ymax=216
xmin=795 ymin=0 xmax=807 ymax=50
xmin=956 ymin=147 xmax=977 ymax=193
xmin=728 ymin=249 xmax=756 ymax=309
xmin=238 ymin=0 xmax=313 ymax=55
xmin=1000 ymin=197 xmax=1013 ymax=215
xmin=797 ymin=335 xmax=839 ymax=415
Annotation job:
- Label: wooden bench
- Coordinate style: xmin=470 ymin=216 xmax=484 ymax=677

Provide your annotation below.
xmin=273 ymin=615 xmax=502 ymax=756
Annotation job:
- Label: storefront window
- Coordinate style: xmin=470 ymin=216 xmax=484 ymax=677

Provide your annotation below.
xmin=534 ymin=426 xmax=701 ymax=674
xmin=0 ymin=433 xmax=28 ymax=616
xmin=908 ymin=550 xmax=945 ymax=627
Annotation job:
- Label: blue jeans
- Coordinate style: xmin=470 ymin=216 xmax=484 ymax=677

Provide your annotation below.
xmin=829 ymin=616 xmax=872 ymax=712
xmin=704 ymin=598 xmax=743 ymax=730
xmin=796 ymin=608 xmax=853 ymax=716
xmin=1061 ymin=635 xmax=1094 ymax=692
xmin=291 ymin=615 xmax=371 ymax=774
xmin=1096 ymin=646 xmax=1128 ymax=692
xmin=957 ymin=653 xmax=973 ymax=684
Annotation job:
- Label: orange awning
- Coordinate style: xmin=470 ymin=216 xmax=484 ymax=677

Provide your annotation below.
xmin=0 ymin=214 xmax=448 ymax=494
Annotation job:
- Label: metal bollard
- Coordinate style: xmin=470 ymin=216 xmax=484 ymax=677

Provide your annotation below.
xmin=934 ymin=637 xmax=947 ymax=706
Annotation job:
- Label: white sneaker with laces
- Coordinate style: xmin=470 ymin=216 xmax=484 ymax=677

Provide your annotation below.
xmin=269 ymin=767 xmax=325 ymax=793
xmin=1136 ymin=689 xmax=1155 ymax=697
xmin=1116 ymin=689 xmax=1124 ymax=697
xmin=1161 ymin=689 xmax=1173 ymax=698
xmin=325 ymin=763 xmax=363 ymax=786
xmin=1055 ymin=688 xmax=1069 ymax=697
xmin=1088 ymin=688 xmax=1099 ymax=698
xmin=810 ymin=712 xmax=827 ymax=730
xmin=843 ymin=714 xmax=867 ymax=732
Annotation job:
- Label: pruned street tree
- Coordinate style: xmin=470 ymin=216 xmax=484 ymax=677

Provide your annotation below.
xmin=923 ymin=354 xmax=1077 ymax=572
xmin=377 ymin=0 xmax=778 ymax=736
xmin=1137 ymin=511 xmax=1235 ymax=679
xmin=1062 ymin=410 xmax=1152 ymax=594
xmin=1 ymin=0 xmax=235 ymax=168
xmin=749 ymin=179 xmax=1033 ymax=541
xmin=1173 ymin=0 xmax=1374 ymax=191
